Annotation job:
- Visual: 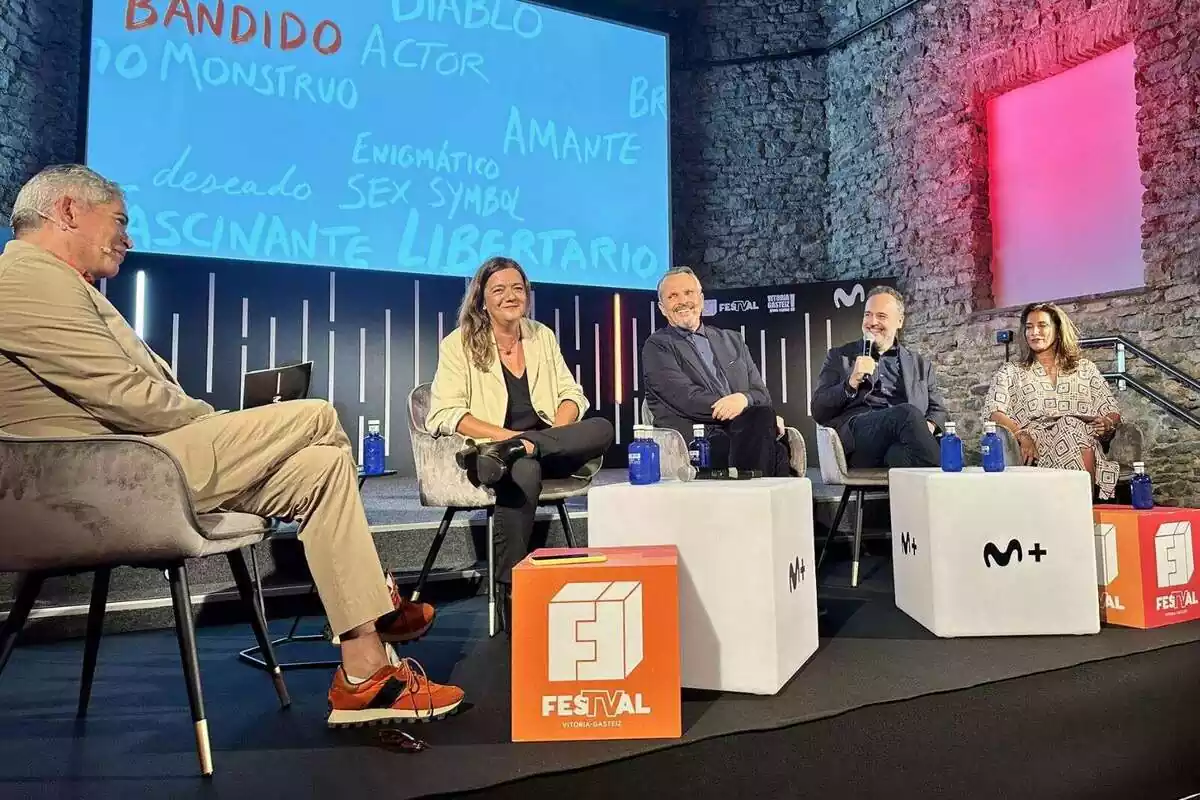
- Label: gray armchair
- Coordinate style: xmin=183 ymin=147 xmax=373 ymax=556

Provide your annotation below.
xmin=406 ymin=384 xmax=602 ymax=636
xmin=813 ymin=425 xmax=890 ymax=588
xmin=0 ymin=432 xmax=290 ymax=777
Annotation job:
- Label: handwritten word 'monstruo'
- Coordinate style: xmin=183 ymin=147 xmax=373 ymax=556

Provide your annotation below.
xmin=125 ymin=0 xmax=344 ymax=56
xmin=394 ymin=208 xmax=658 ymax=279
xmin=350 ymin=132 xmax=501 ymax=180
xmin=503 ymin=106 xmax=640 ymax=165
xmin=360 ymin=26 xmax=487 ymax=82
xmin=391 ymin=0 xmax=542 ymax=39
xmin=127 ymin=205 xmax=372 ymax=266
xmin=152 ymin=145 xmax=312 ymax=200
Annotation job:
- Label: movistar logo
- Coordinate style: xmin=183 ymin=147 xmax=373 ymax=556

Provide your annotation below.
xmin=983 ymin=539 xmax=1047 ymax=567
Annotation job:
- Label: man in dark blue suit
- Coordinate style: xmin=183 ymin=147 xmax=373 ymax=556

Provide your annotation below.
xmin=643 ymin=267 xmax=793 ymax=476
xmin=812 ymin=286 xmax=947 ymax=468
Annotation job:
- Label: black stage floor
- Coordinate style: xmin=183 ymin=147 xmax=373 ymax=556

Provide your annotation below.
xmin=2 ymin=559 xmax=1199 ymax=799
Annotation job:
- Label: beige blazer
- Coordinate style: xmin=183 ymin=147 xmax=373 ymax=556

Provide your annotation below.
xmin=0 ymin=240 xmax=215 ymax=436
xmin=426 ymin=317 xmax=589 ymax=439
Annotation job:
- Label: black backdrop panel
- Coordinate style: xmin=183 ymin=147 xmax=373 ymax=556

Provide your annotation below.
xmin=101 ymin=254 xmax=892 ymax=474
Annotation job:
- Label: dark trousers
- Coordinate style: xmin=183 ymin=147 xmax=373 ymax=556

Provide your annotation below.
xmin=669 ymin=405 xmax=792 ymax=477
xmin=842 ymin=403 xmax=940 ymax=469
xmin=493 ymin=417 xmax=614 ymax=584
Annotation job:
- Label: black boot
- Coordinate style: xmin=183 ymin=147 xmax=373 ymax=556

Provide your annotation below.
xmin=458 ymin=439 xmax=528 ymax=486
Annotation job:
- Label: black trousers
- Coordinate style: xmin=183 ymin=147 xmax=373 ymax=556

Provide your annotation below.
xmin=674 ymin=406 xmax=792 ymax=477
xmin=491 ymin=417 xmax=614 ymax=584
xmin=842 ymin=403 xmax=940 ymax=469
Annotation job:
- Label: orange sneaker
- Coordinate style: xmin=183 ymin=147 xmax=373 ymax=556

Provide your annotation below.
xmin=327 ymin=659 xmax=465 ymax=727
xmin=327 ymin=573 xmax=436 ymax=645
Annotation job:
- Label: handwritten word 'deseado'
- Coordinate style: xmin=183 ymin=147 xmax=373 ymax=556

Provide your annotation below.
xmin=152 ymin=145 xmax=311 ymax=201
xmin=125 ymin=1 xmax=344 ymax=56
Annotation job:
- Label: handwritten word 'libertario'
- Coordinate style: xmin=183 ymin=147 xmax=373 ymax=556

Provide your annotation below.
xmin=503 ymin=106 xmax=640 ymax=165
xmin=153 ymin=145 xmax=312 ymax=201
xmin=124 ymin=1 xmax=344 ymax=56
xmin=391 ymin=0 xmax=543 ymax=38
xmin=351 ymin=132 xmax=501 ymax=180
xmin=91 ymin=39 xmax=359 ymax=109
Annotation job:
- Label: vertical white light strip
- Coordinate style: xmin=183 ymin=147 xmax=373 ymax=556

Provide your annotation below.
xmin=357 ymin=415 xmax=365 ymax=465
xmin=594 ymin=323 xmax=601 ymax=411
xmin=205 ymin=273 xmax=215 ymax=393
xmin=98 ymin=277 xmax=108 ymax=296
xmin=133 ymin=270 xmax=146 ymax=338
xmin=241 ymin=298 xmax=248 ymax=338
xmin=359 ymin=327 xmax=367 ymax=403
xmin=780 ymin=338 xmax=789 ymax=404
xmin=615 ymin=403 xmax=622 ymax=446
xmin=574 ymin=295 xmax=581 ymax=351
xmin=759 ymin=329 xmax=767 ymax=383
xmin=328 ymin=272 xmax=336 ymax=323
xmin=631 ymin=317 xmax=640 ymax=391
xmin=529 ymin=289 xmax=536 ymax=320
xmin=437 ymin=311 xmax=444 ymax=344
xmin=269 ymin=317 xmax=277 ymax=368
xmin=302 ymin=300 xmax=310 ymax=363
xmin=575 ymin=364 xmax=581 ymax=385
xmin=239 ymin=345 xmax=248 ymax=409
xmin=554 ymin=308 xmax=561 ymax=343
xmin=170 ymin=313 xmax=180 ymax=375
xmin=649 ymin=300 xmax=656 ymax=333
xmin=826 ymin=318 xmax=833 ymax=351
xmin=328 ymin=330 xmax=336 ymax=403
xmin=740 ymin=324 xmax=746 ymax=340
xmin=805 ymin=313 xmax=813 ymax=416
xmin=384 ymin=309 xmax=392 ymax=456
xmin=413 ymin=280 xmax=421 ymax=384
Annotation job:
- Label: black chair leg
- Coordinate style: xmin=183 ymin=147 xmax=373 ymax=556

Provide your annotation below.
xmin=411 ymin=508 xmax=457 ymax=603
xmin=77 ymin=568 xmax=111 ymax=718
xmin=167 ymin=564 xmax=213 ymax=777
xmin=817 ymin=487 xmax=853 ymax=573
xmin=0 ymin=572 xmax=46 ymax=677
xmin=227 ymin=549 xmax=291 ymax=709
xmin=851 ymin=489 xmax=867 ymax=588
xmin=555 ymin=502 xmax=578 ymax=548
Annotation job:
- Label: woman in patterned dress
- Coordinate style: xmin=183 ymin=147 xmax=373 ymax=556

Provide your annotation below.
xmin=985 ymin=302 xmax=1122 ymax=498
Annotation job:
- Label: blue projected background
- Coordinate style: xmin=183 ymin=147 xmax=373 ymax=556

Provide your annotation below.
xmin=84 ymin=0 xmax=671 ymax=289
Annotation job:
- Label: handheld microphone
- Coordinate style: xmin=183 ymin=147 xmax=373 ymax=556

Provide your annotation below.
xmin=859 ymin=333 xmax=875 ymax=388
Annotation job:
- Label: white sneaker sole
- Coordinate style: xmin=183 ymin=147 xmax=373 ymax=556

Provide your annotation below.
xmin=326 ymin=699 xmax=463 ymax=727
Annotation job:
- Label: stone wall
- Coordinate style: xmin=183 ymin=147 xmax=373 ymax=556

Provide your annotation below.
xmin=0 ymin=0 xmax=83 ymax=216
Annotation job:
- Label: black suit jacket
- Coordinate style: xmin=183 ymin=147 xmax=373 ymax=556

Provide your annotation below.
xmin=811 ymin=340 xmax=948 ymax=433
xmin=643 ymin=325 xmax=772 ymax=438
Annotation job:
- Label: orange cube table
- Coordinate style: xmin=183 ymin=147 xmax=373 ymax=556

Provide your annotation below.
xmin=510 ymin=545 xmax=681 ymax=743
xmin=1093 ymin=505 xmax=1200 ymax=628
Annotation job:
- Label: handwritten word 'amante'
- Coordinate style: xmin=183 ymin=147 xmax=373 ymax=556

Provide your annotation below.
xmin=125 ymin=1 xmax=343 ymax=56
xmin=503 ymin=107 xmax=640 ymax=165
xmin=394 ymin=208 xmax=657 ymax=278
xmin=360 ymin=27 xmax=487 ymax=82
xmin=128 ymin=206 xmax=372 ymax=266
xmin=392 ymin=0 xmax=542 ymax=39
xmin=153 ymin=145 xmax=312 ymax=201
xmin=351 ymin=132 xmax=501 ymax=180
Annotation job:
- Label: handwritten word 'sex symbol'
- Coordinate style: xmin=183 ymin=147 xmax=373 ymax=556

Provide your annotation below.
xmin=900 ymin=531 xmax=918 ymax=556
xmin=788 ymin=557 xmax=806 ymax=592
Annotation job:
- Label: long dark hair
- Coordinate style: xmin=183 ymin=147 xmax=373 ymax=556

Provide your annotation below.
xmin=1019 ymin=302 xmax=1082 ymax=373
xmin=458 ymin=257 xmax=530 ymax=372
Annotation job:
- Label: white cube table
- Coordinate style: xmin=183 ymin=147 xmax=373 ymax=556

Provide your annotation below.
xmin=587 ymin=478 xmax=818 ymax=695
xmin=890 ymin=467 xmax=1100 ymax=637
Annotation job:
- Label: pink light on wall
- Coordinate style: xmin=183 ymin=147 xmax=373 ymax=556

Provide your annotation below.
xmin=987 ymin=43 xmax=1144 ymax=307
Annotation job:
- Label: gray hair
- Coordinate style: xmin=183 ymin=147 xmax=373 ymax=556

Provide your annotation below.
xmin=867 ymin=285 xmax=905 ymax=315
xmin=657 ymin=265 xmax=703 ymax=301
xmin=11 ymin=164 xmax=125 ymax=236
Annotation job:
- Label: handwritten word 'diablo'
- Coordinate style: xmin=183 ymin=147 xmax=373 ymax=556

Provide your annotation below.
xmin=127 ymin=206 xmax=372 ymax=266
xmin=361 ymin=26 xmax=487 ymax=82
xmin=125 ymin=0 xmax=344 ymax=56
xmin=392 ymin=0 xmax=543 ymax=38
xmin=504 ymin=107 xmax=640 ymax=165
xmin=351 ymin=133 xmax=501 ymax=180
xmin=153 ymin=145 xmax=312 ymax=201
xmin=91 ymin=39 xmax=359 ymax=109
xmin=393 ymin=207 xmax=658 ymax=278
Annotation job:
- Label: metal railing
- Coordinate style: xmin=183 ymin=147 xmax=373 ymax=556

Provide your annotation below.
xmin=1081 ymin=335 xmax=1200 ymax=428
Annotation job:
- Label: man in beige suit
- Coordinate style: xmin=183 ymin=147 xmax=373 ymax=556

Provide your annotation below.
xmin=0 ymin=164 xmax=463 ymax=726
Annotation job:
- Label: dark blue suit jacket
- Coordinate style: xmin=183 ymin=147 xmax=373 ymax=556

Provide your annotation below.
xmin=812 ymin=340 xmax=948 ymax=436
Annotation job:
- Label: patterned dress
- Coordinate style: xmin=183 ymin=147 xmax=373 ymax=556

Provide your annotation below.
xmin=984 ymin=358 xmax=1121 ymax=498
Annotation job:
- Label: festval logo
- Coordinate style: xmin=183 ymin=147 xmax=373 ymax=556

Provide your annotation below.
xmin=1154 ymin=521 xmax=1195 ymax=589
xmin=547 ymin=581 xmax=644 ymax=682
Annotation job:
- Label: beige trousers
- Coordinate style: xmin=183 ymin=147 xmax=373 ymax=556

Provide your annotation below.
xmin=150 ymin=399 xmax=393 ymax=635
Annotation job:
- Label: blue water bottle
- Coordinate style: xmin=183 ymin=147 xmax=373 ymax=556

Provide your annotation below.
xmin=981 ymin=421 xmax=1006 ymax=473
xmin=628 ymin=425 xmax=661 ymax=485
xmin=940 ymin=421 xmax=963 ymax=472
xmin=363 ymin=419 xmax=385 ymax=476
xmin=688 ymin=424 xmax=711 ymax=470
xmin=1131 ymin=461 xmax=1154 ymax=509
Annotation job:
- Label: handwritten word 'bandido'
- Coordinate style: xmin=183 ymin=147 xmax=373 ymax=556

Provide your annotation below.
xmin=503 ymin=107 xmax=640 ymax=165
xmin=153 ymin=145 xmax=312 ymax=200
xmin=391 ymin=0 xmax=542 ymax=38
xmin=351 ymin=132 xmax=501 ymax=180
xmin=125 ymin=1 xmax=344 ymax=56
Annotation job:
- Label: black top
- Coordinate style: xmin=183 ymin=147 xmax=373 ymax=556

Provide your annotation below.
xmin=502 ymin=364 xmax=543 ymax=432
xmin=863 ymin=343 xmax=908 ymax=410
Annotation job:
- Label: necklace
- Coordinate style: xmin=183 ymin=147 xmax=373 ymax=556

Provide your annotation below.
xmin=496 ymin=332 xmax=521 ymax=356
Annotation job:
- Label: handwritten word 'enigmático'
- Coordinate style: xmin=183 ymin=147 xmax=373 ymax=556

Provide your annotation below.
xmin=153 ymin=145 xmax=312 ymax=201
xmin=351 ymin=132 xmax=501 ymax=180
xmin=503 ymin=107 xmax=640 ymax=165
xmin=125 ymin=1 xmax=343 ymax=56
xmin=391 ymin=0 xmax=542 ymax=38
